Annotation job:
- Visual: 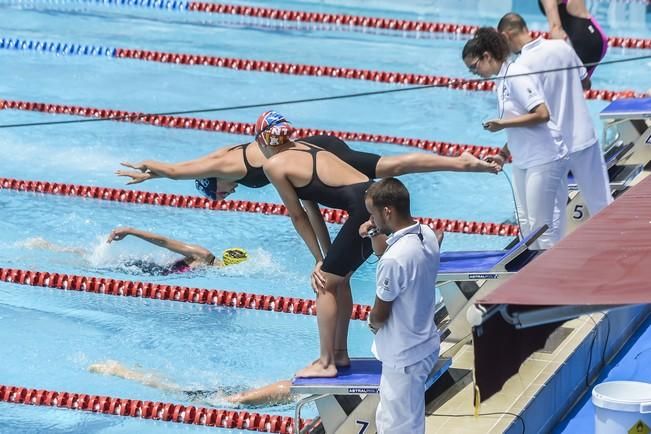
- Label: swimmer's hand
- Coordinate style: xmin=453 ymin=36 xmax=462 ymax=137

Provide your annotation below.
xmin=116 ymin=169 xmax=153 ymax=185
xmin=120 ymin=161 xmax=148 ymax=172
xmin=550 ymin=26 xmax=568 ymax=41
xmin=459 ymin=151 xmax=501 ymax=174
xmin=107 ymin=227 xmax=133 ymax=243
xmin=482 ymin=119 xmax=504 ymax=132
xmin=311 ymin=261 xmax=326 ymax=294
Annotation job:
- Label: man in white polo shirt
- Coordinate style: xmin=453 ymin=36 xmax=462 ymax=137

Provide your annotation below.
xmin=498 ymin=13 xmax=613 ymax=230
xmin=360 ymin=177 xmax=440 ymax=434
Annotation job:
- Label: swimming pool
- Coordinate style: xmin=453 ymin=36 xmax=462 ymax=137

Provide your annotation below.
xmin=1 ymin=0 xmax=650 ymax=432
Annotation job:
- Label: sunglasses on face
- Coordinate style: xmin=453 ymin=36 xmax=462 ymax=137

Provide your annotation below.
xmin=468 ymin=57 xmax=482 ymax=73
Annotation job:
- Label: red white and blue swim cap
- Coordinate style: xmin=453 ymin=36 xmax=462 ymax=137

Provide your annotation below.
xmin=254 ymin=111 xmax=294 ymax=146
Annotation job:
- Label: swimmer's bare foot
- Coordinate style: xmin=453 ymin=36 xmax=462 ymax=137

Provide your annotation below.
xmin=460 ymin=151 xmax=501 ymax=174
xmin=295 ymin=361 xmax=338 ymax=378
xmin=310 ymin=353 xmax=350 ymax=368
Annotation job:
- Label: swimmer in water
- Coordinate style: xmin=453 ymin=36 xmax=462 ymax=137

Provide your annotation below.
xmin=26 ymin=227 xmax=248 ymax=276
xmin=105 ymin=227 xmax=248 ymax=275
xmin=88 ymin=360 xmax=294 ymax=407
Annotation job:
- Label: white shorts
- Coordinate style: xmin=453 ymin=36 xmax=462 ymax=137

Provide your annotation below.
xmin=568 ymin=142 xmax=613 ymax=216
xmin=376 ymin=352 xmax=438 ymax=434
xmin=512 ymin=157 xmax=569 ymax=250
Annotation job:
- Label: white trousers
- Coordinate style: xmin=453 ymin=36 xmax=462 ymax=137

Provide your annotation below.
xmin=512 ymin=157 xmax=569 ymax=250
xmin=376 ymin=352 xmax=438 ymax=434
xmin=564 ymin=142 xmax=613 ymax=216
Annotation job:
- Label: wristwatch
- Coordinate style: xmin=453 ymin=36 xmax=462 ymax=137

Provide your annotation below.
xmin=367 ymin=227 xmax=380 ymax=238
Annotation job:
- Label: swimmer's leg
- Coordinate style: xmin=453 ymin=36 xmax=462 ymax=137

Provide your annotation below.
xmin=225 ymin=380 xmax=293 ymax=407
xmin=295 ymin=272 xmax=345 ymax=378
xmin=375 ymin=151 xmax=499 ymax=177
xmin=88 ymin=360 xmax=181 ymax=393
xmin=24 ymin=237 xmax=88 ymax=256
xmin=334 ymin=273 xmax=353 ymax=367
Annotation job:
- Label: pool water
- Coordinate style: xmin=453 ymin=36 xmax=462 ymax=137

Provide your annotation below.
xmin=0 ymin=0 xmax=649 ymax=432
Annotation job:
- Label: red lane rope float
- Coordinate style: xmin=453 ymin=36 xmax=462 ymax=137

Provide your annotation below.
xmin=0 ymin=266 xmax=371 ymax=320
xmin=0 ymin=384 xmax=308 ymax=433
xmin=0 ymin=177 xmax=520 ymax=236
xmin=186 ymin=2 xmax=651 ymax=50
xmin=114 ymin=47 xmax=648 ymax=100
xmin=0 ymin=98 xmax=501 ymax=157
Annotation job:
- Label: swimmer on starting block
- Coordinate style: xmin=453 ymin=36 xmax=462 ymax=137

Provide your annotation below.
xmin=88 ymin=360 xmax=293 ymax=407
xmin=26 ymin=226 xmax=248 ymax=276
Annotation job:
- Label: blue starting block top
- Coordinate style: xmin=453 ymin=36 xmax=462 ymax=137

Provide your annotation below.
xmin=600 ymin=97 xmax=651 ymax=120
xmin=291 ymin=357 xmax=451 ymax=395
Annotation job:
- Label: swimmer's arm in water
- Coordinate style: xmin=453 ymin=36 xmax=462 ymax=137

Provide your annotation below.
xmin=224 ymin=380 xmax=293 ymax=407
xmin=107 ymin=227 xmax=216 ymax=264
xmin=540 ymin=0 xmax=568 ymax=40
xmin=302 ymin=200 xmax=331 ymax=257
xmin=88 ymin=361 xmax=182 ymax=393
xmin=264 ymin=162 xmax=324 ymax=265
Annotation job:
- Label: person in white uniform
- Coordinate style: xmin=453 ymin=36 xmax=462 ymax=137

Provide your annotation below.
xmin=360 ymin=178 xmax=440 ymax=434
xmin=498 ymin=12 xmax=613 ymax=230
xmin=463 ymin=27 xmax=569 ymax=249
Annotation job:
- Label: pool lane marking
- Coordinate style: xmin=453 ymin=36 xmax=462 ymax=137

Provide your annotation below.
xmin=0 ymin=266 xmax=372 ymax=320
xmin=0 ymin=98 xmax=503 ymax=157
xmin=0 ymin=383 xmax=309 ymax=432
xmin=12 ymin=0 xmax=651 ymax=50
xmin=0 ymin=177 xmax=521 ymax=237
xmin=0 ymin=36 xmax=646 ymax=102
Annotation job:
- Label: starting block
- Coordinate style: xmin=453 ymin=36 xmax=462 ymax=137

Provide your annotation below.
xmin=291 ymin=357 xmax=452 ymax=434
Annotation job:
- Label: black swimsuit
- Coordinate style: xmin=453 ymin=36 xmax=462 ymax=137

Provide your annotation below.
xmin=292 ymin=143 xmax=374 ymax=277
xmin=538 ymin=0 xmax=608 ymax=77
xmin=195 ymin=136 xmax=381 ymax=198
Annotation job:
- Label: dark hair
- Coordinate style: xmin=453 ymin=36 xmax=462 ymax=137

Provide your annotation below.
xmin=497 ymin=12 xmax=528 ymax=33
xmin=462 ymin=27 xmax=510 ymax=62
xmin=365 ymin=178 xmax=410 ymax=217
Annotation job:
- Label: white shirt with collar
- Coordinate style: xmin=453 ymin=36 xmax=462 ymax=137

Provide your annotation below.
xmin=496 ymin=61 xmax=567 ymax=169
xmin=371 ymin=222 xmax=440 ymax=369
xmin=517 ymin=37 xmax=598 ymax=153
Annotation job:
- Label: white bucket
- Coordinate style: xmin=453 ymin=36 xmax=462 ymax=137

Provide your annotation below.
xmin=592 ymin=381 xmax=651 ymax=434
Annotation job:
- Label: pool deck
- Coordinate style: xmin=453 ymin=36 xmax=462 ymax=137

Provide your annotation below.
xmin=425 ymin=121 xmax=651 ymax=434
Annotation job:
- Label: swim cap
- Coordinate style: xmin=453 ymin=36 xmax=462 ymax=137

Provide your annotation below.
xmin=222 ymin=248 xmax=248 ymax=266
xmin=254 ymin=111 xmax=294 ymax=147
xmin=195 ymin=177 xmax=218 ymax=200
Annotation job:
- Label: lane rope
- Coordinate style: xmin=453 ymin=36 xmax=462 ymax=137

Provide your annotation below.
xmin=0 ymin=177 xmax=521 ymax=236
xmin=0 ymin=98 xmax=502 ymax=156
xmin=0 ymin=266 xmax=372 ymax=320
xmin=0 ymin=37 xmax=646 ymax=101
xmin=10 ymin=0 xmax=651 ymax=49
xmin=0 ymin=383 xmax=308 ymax=433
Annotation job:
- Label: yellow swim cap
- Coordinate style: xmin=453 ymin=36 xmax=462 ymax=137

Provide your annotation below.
xmin=222 ymin=248 xmax=248 ymax=266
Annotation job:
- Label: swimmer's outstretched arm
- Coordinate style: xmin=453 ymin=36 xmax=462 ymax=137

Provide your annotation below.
xmin=107 ymin=227 xmax=215 ymax=264
xmin=88 ymin=361 xmax=182 ymax=393
xmin=117 ymin=148 xmax=231 ymax=185
xmin=225 ymin=380 xmax=293 ymax=407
